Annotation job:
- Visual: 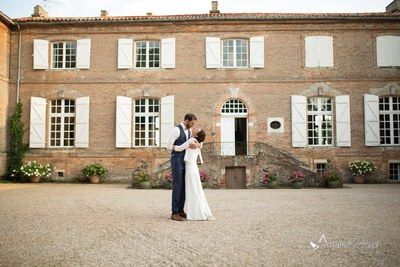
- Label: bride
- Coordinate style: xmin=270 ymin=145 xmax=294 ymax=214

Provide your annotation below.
xmin=173 ymin=128 xmax=215 ymax=221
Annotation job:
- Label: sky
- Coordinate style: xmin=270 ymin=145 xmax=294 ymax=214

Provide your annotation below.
xmin=0 ymin=0 xmax=395 ymax=18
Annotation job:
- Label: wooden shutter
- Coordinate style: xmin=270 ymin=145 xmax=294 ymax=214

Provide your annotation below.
xmin=29 ymin=97 xmax=47 ymax=148
xmin=161 ymin=38 xmax=175 ymax=68
xmin=76 ymin=39 xmax=91 ymax=69
xmin=391 ymin=36 xmax=400 ymax=66
xmin=305 ymin=36 xmax=319 ymax=67
xmin=377 ymin=36 xmax=391 ymax=67
xmin=118 ymin=38 xmax=133 ymax=69
xmin=291 ymin=95 xmax=307 ymax=147
xmin=335 ymin=95 xmax=351 ymax=147
xmin=364 ymin=94 xmax=380 ymax=146
xmin=75 ymin=97 xmax=90 ymax=148
xmin=318 ymin=36 xmax=334 ymax=67
xmin=249 ymin=36 xmax=264 ymax=68
xmin=160 ymin=95 xmax=175 ymax=148
xmin=33 ymin=39 xmax=49 ymax=69
xmin=220 ymin=117 xmax=235 ymax=156
xmin=116 ymin=96 xmax=132 ymax=148
xmin=206 ymin=37 xmax=221 ymax=68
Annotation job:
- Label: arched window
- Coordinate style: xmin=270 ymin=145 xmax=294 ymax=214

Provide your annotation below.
xmin=379 ymin=96 xmax=400 ymax=145
xmin=134 ymin=98 xmax=160 ymax=147
xmin=221 ymin=99 xmax=248 ymax=115
xmin=49 ymin=99 xmax=75 ymax=147
xmin=307 ymin=97 xmax=333 ymax=146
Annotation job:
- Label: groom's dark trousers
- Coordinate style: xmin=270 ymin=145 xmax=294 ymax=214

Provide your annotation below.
xmin=171 ymin=124 xmax=190 ymax=215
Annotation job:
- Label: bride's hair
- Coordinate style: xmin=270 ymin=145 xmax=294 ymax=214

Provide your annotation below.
xmin=195 ymin=129 xmax=206 ymax=143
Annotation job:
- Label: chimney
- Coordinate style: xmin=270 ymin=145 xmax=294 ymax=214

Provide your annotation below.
xmin=210 ymin=1 xmax=220 ymax=14
xmin=100 ymin=10 xmax=108 ymax=17
xmin=31 ymin=5 xmax=48 ymax=17
xmin=386 ymin=0 xmax=400 ymax=12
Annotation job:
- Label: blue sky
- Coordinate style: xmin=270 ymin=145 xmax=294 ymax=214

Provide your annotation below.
xmin=0 ymin=0 xmax=394 ymax=18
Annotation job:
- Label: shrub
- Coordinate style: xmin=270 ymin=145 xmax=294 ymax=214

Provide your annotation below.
xmin=289 ymin=170 xmax=306 ymax=183
xmin=348 ymin=161 xmax=375 ymax=176
xmin=81 ymin=163 xmax=108 ymax=178
xmin=262 ymin=171 xmax=277 ymax=184
xmin=137 ymin=172 xmax=150 ymax=183
xmin=164 ymin=171 xmax=173 ymax=183
xmin=12 ymin=161 xmax=53 ymax=178
xmin=200 ymin=171 xmax=211 ymax=183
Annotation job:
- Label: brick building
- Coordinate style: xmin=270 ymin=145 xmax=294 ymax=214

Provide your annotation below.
xmin=0 ymin=1 xmax=399 ymax=187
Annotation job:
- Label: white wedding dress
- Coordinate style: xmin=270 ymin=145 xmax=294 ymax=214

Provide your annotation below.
xmin=174 ymin=138 xmax=215 ymax=221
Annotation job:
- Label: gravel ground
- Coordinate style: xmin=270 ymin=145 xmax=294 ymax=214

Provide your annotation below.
xmin=0 ymin=183 xmax=399 ymax=266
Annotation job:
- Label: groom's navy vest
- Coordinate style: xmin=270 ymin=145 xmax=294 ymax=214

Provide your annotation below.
xmin=171 ymin=124 xmax=190 ymax=158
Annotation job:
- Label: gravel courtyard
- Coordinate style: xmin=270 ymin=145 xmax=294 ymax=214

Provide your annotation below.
xmin=0 ymin=183 xmax=399 ymax=266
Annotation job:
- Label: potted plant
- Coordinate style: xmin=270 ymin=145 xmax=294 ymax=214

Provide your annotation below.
xmin=138 ymin=172 xmax=151 ymax=189
xmin=322 ymin=170 xmax=343 ymax=188
xmin=81 ymin=163 xmax=107 ymax=184
xmin=262 ymin=171 xmax=278 ymax=188
xmin=348 ymin=160 xmax=375 ymax=184
xmin=289 ymin=170 xmax=306 ymax=189
xmin=200 ymin=171 xmax=211 ymax=188
xmin=164 ymin=171 xmax=173 ymax=189
xmin=12 ymin=161 xmax=52 ymax=183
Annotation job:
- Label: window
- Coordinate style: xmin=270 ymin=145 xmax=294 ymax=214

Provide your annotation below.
xmin=389 ymin=163 xmax=400 ymax=181
xmin=222 ymin=39 xmax=248 ymax=68
xmin=305 ymin=36 xmax=334 ymax=68
xmin=376 ymin=36 xmax=400 ymax=67
xmin=135 ymin=41 xmax=160 ymax=68
xmin=307 ymin=97 xmax=333 ymax=146
xmin=379 ymin=96 xmax=400 ymax=145
xmin=134 ymin=98 xmax=160 ymax=147
xmin=52 ymin=42 xmax=77 ymax=69
xmin=50 ymin=99 xmax=75 ymax=147
xmin=316 ymin=163 xmax=327 ymax=174
xmin=221 ymin=99 xmax=248 ymax=114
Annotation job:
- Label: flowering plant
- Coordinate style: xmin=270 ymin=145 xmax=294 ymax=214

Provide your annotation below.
xmin=262 ymin=171 xmax=277 ymax=184
xmin=164 ymin=171 xmax=173 ymax=183
xmin=11 ymin=161 xmax=53 ymax=178
xmin=348 ymin=161 xmax=375 ymax=176
xmin=199 ymin=171 xmax=211 ymax=182
xmin=81 ymin=163 xmax=108 ymax=178
xmin=289 ymin=170 xmax=306 ymax=183
xmin=321 ymin=169 xmax=342 ymax=183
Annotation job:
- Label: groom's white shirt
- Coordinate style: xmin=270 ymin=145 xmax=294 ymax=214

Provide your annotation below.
xmin=166 ymin=122 xmax=191 ymax=153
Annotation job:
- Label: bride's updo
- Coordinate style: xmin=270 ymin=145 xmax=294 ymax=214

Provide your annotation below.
xmin=195 ymin=129 xmax=206 ymax=143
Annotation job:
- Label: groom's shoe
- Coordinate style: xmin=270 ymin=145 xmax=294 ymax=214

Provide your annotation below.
xmin=171 ymin=213 xmax=186 ymax=221
xmin=179 ymin=212 xmax=187 ymax=218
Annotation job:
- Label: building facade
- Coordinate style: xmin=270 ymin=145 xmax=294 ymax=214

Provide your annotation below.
xmin=0 ymin=2 xmax=400 ymax=186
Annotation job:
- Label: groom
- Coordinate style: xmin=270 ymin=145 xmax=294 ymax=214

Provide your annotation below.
xmin=166 ymin=113 xmax=201 ymax=221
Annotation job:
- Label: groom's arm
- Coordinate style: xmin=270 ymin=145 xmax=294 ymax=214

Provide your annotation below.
xmin=166 ymin=127 xmax=180 ymax=152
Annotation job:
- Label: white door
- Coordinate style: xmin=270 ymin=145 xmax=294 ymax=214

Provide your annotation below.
xmin=221 ymin=117 xmax=235 ymax=156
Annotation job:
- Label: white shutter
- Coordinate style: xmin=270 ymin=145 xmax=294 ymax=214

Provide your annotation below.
xmin=220 ymin=117 xmax=235 ymax=156
xmin=291 ymin=95 xmax=307 ymax=147
xmin=33 ymin=39 xmax=49 ymax=69
xmin=249 ymin=36 xmax=264 ymax=68
xmin=118 ymin=38 xmax=133 ymax=69
xmin=391 ymin=36 xmax=400 ymax=66
xmin=318 ymin=36 xmax=334 ymax=67
xmin=75 ymin=97 xmax=90 ymax=148
xmin=377 ymin=36 xmax=391 ymax=67
xmin=29 ymin=97 xmax=47 ymax=148
xmin=305 ymin=36 xmax=319 ymax=68
xmin=335 ymin=95 xmax=351 ymax=147
xmin=364 ymin=94 xmax=380 ymax=146
xmin=76 ymin=39 xmax=91 ymax=69
xmin=206 ymin=37 xmax=221 ymax=68
xmin=116 ymin=96 xmax=132 ymax=148
xmin=161 ymin=38 xmax=175 ymax=68
xmin=160 ymin=95 xmax=175 ymax=148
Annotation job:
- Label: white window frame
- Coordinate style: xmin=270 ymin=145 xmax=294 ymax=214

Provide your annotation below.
xmin=379 ymin=96 xmax=400 ymax=146
xmin=221 ymin=39 xmax=249 ymax=69
xmin=307 ymin=97 xmax=334 ymax=147
xmin=50 ymin=41 xmax=77 ymax=69
xmin=389 ymin=162 xmax=400 ymax=181
xmin=134 ymin=40 xmax=161 ymax=69
xmin=49 ymin=99 xmax=75 ymax=148
xmin=133 ymin=98 xmax=160 ymax=147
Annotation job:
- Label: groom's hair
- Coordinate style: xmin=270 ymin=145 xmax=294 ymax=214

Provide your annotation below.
xmin=184 ymin=113 xmax=197 ymax=121
xmin=196 ymin=130 xmax=206 ymax=143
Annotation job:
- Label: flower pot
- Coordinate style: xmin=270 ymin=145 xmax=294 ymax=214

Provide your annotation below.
xmin=139 ymin=181 xmax=151 ymax=189
xmin=267 ymin=181 xmax=278 ymax=189
xmin=89 ymin=175 xmax=100 ymax=184
xmin=353 ymin=175 xmax=364 ymax=184
xmin=328 ymin=180 xmax=341 ymax=188
xmin=293 ymin=181 xmax=303 ymax=189
xmin=29 ymin=175 xmax=40 ymax=183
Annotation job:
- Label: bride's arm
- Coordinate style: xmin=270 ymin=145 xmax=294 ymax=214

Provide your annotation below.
xmin=173 ymin=138 xmax=197 ymax=152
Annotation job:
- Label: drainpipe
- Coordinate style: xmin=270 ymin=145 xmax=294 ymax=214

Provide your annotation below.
xmin=16 ymin=24 xmax=22 ymax=103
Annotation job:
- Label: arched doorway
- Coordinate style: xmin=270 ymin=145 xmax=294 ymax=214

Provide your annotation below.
xmin=220 ymin=99 xmax=248 ymax=156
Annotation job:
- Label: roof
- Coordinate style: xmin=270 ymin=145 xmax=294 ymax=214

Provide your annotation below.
xmin=11 ymin=11 xmax=400 ymax=25
xmin=0 ymin=11 xmax=14 ymax=27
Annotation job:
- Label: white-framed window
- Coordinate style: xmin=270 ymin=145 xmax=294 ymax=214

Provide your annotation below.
xmin=221 ymin=99 xmax=248 ymax=114
xmin=307 ymin=97 xmax=333 ymax=146
xmin=379 ymin=96 xmax=400 ymax=146
xmin=51 ymin=41 xmax=77 ymax=69
xmin=222 ymin=39 xmax=248 ymax=68
xmin=134 ymin=98 xmax=160 ymax=147
xmin=135 ymin=41 xmax=160 ymax=68
xmin=390 ymin=163 xmax=400 ymax=181
xmin=316 ymin=163 xmax=327 ymax=174
xmin=49 ymin=99 xmax=75 ymax=147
